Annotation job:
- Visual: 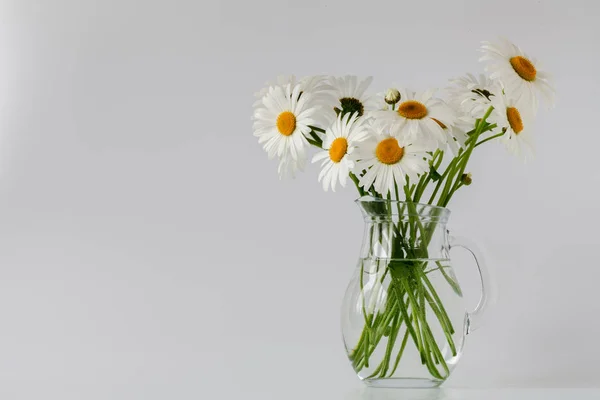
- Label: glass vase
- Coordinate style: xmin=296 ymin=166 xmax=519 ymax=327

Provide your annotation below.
xmin=341 ymin=196 xmax=492 ymax=388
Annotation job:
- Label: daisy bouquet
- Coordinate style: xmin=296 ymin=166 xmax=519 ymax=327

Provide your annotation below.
xmin=252 ymin=39 xmax=554 ymax=381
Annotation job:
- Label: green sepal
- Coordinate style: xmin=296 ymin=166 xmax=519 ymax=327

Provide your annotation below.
xmin=429 ymin=166 xmax=442 ymax=182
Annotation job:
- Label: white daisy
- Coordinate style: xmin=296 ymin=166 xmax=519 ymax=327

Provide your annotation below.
xmin=430 ymin=114 xmax=470 ymax=156
xmin=301 ymin=75 xmax=335 ymax=104
xmin=253 ymin=75 xmax=333 ymax=109
xmin=353 ymin=123 xmax=432 ymax=196
xmin=446 ymin=73 xmax=498 ymax=119
xmin=253 ymin=75 xmax=297 ymax=106
xmin=480 ymin=38 xmax=555 ymax=112
xmin=327 ymin=76 xmax=377 ymax=122
xmin=487 ymin=93 xmax=534 ymax=160
xmin=371 ymin=89 xmax=456 ymax=146
xmin=312 ymin=112 xmax=370 ymax=192
xmin=277 ymin=155 xmax=306 ymax=180
xmin=252 ymin=83 xmax=321 ymax=178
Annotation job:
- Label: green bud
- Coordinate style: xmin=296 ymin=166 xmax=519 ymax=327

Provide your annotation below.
xmin=461 ymin=173 xmax=473 ymax=186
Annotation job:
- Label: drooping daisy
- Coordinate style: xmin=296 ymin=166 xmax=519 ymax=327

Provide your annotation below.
xmin=446 ymin=73 xmax=498 ymax=119
xmin=327 ymin=76 xmax=377 ymax=122
xmin=312 ymin=112 xmax=370 ymax=192
xmin=487 ymin=92 xmax=534 ymax=160
xmin=430 ymin=114 xmax=470 ymax=156
xmin=371 ymin=89 xmax=456 ymax=146
xmin=353 ymin=123 xmax=432 ymax=196
xmin=301 ymin=75 xmax=335 ymax=104
xmin=252 ymin=83 xmax=320 ymax=178
xmin=253 ymin=75 xmax=297 ymax=106
xmin=480 ymin=38 xmax=555 ymax=112
xmin=277 ymin=155 xmax=306 ymax=180
xmin=253 ymin=75 xmax=333 ymax=108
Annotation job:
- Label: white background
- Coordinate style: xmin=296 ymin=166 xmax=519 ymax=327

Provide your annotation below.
xmin=0 ymin=0 xmax=599 ymax=399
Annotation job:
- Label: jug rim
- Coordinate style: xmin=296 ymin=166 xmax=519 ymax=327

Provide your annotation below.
xmin=355 ymin=195 xmax=449 ymax=211
xmin=355 ymin=195 xmax=451 ymax=221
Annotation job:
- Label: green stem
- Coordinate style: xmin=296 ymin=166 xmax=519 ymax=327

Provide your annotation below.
xmin=380 ymin=311 xmax=402 ymax=377
xmin=423 ymin=323 xmax=450 ymax=376
xmin=438 ymin=106 xmax=494 ymax=207
xmin=404 ymin=186 xmax=429 ymax=255
xmin=427 ymin=155 xmax=459 ymax=205
xmin=350 ymin=329 xmax=366 ymax=362
xmin=363 ymin=328 xmax=370 ymax=368
xmin=309 ymin=125 xmax=325 ymax=133
xmin=310 ymin=131 xmax=322 ymax=143
xmin=388 ymin=329 xmax=410 ymax=377
xmin=350 ymin=172 xmax=366 ymax=196
xmin=422 ymin=288 xmax=457 ymax=356
xmin=306 ymin=137 xmax=322 ymax=148
xmin=419 ymin=271 xmax=455 ymax=335
xmin=414 ymin=150 xmax=443 ymax=203
xmin=418 ymin=281 xmax=444 ymax=376
xmin=475 ymin=131 xmax=504 ymax=148
xmin=358 ymin=260 xmax=374 ymax=367
xmin=400 ymin=276 xmax=443 ymax=378
xmin=390 ymin=277 xmax=422 ymax=355
xmin=436 ymin=260 xmax=462 ymax=296
xmin=354 ymin=272 xmax=400 ymax=372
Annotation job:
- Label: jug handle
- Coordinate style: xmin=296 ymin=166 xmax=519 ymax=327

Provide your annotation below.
xmin=449 ymin=234 xmax=495 ymax=334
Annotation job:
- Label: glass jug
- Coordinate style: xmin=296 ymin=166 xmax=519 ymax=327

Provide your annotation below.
xmin=341 ymin=196 xmax=492 ymax=387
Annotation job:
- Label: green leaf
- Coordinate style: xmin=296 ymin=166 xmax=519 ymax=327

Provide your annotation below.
xmin=429 ymin=166 xmax=442 ymax=182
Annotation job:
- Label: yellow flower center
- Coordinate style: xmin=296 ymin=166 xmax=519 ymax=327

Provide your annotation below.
xmin=276 ymin=111 xmax=296 ymax=136
xmin=397 ymin=101 xmax=428 ymax=120
xmin=506 ymin=107 xmax=524 ymax=134
xmin=328 ymin=137 xmax=348 ymax=163
xmin=431 ymin=118 xmax=447 ymax=129
xmin=509 ymin=56 xmax=537 ymax=82
xmin=376 ymin=137 xmax=404 ymax=165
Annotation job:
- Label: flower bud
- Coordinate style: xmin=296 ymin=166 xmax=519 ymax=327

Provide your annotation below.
xmin=385 ymin=88 xmax=401 ymax=105
xmin=461 ymin=173 xmax=473 ymax=186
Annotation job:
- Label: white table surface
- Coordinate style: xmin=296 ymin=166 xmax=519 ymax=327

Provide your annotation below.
xmin=245 ymin=388 xmax=600 ymax=400
xmin=347 ymin=388 xmax=600 ymax=400
xmin=1 ymin=385 xmax=598 ymax=400
xmin=223 ymin=386 xmax=600 ymax=400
